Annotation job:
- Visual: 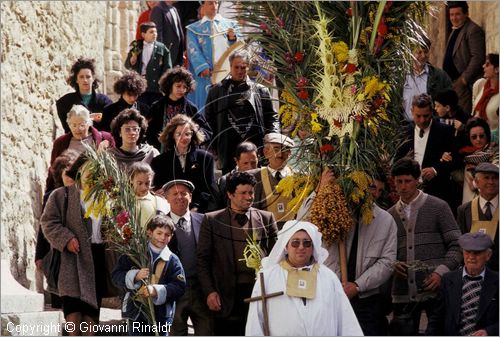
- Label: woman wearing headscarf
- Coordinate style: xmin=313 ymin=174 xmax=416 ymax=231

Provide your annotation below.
xmin=245 ymin=220 xmax=363 ymax=336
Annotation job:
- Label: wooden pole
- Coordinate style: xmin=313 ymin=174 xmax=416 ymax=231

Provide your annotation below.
xmin=338 ymin=240 xmax=348 ymax=283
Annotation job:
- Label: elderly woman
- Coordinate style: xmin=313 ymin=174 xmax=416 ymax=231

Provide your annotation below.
xmin=146 ymin=66 xmax=212 ymax=151
xmin=41 ymin=154 xmax=115 ymax=335
xmin=101 ymin=71 xmax=149 ymax=132
xmin=150 ymin=114 xmax=214 ymax=213
xmin=46 ymin=105 xmax=114 ymax=192
xmin=56 ymin=57 xmax=112 ymax=132
xmin=473 ymin=53 xmax=499 ymax=135
xmin=108 ymin=108 xmax=159 ymax=169
xmin=245 ymin=221 xmax=363 ymax=336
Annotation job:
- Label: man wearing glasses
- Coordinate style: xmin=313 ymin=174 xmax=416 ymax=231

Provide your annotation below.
xmin=197 ymin=171 xmax=278 ymax=335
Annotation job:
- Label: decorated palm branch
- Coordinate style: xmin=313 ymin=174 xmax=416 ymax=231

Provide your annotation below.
xmin=236 ymin=1 xmax=433 ymax=279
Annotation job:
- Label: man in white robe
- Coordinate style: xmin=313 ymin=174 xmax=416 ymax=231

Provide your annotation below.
xmin=245 ymin=220 xmax=363 ymax=336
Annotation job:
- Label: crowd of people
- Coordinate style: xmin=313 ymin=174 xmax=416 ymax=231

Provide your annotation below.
xmin=36 ymin=1 xmax=498 ymax=336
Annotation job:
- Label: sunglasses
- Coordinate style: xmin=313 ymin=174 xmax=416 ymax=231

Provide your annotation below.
xmin=471 ymin=134 xmax=486 ymax=140
xmin=289 ymin=239 xmax=313 ymax=248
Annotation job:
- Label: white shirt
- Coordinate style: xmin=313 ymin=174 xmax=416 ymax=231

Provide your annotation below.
xmin=266 ymin=166 xmax=292 ymax=180
xmin=169 ymin=210 xmax=191 ymax=231
xmin=403 ymin=64 xmax=429 ymax=121
xmin=479 ymin=195 xmax=499 ymax=215
xmin=141 ymin=41 xmax=154 ymax=75
xmin=414 ymin=120 xmax=432 ymax=173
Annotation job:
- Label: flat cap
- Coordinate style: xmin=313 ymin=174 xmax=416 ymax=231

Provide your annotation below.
xmin=458 ymin=232 xmax=494 ymax=251
xmin=263 ymin=132 xmax=294 ymax=148
xmin=162 ymin=179 xmax=195 ymax=192
xmin=474 ymin=162 xmax=499 ymax=175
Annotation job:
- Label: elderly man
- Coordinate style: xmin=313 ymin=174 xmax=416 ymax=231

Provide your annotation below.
xmin=457 ymin=162 xmax=499 ymax=271
xmin=197 ymin=171 xmax=278 ymax=335
xmin=387 ymin=157 xmax=462 ymax=335
xmin=204 ymin=49 xmax=280 ymax=174
xmin=442 ymin=1 xmax=486 ymax=114
xmin=427 ymin=232 xmax=499 ymax=336
xmin=249 ymin=133 xmax=295 ymax=230
xmin=163 ymin=180 xmax=213 ymax=336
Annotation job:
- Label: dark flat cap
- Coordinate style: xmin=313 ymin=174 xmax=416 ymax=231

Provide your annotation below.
xmin=474 ymin=162 xmax=499 ymax=175
xmin=458 ymin=232 xmax=494 ymax=251
xmin=263 ymin=132 xmax=294 ymax=148
xmin=162 ymin=179 xmax=195 ymax=192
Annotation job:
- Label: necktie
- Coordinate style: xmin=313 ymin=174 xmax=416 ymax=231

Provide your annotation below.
xmin=459 ymin=275 xmax=483 ymax=335
xmin=177 ymin=217 xmax=188 ymax=231
xmin=484 ymin=201 xmax=493 ymax=220
xmin=419 ymin=128 xmax=424 ymax=138
xmin=275 ymin=171 xmax=282 ymax=182
xmin=347 ymin=222 xmax=359 ymax=282
xmin=235 ymin=213 xmax=248 ymax=226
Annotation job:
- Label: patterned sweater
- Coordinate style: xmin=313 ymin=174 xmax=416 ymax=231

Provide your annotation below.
xmin=388 ymin=192 xmax=462 ymax=303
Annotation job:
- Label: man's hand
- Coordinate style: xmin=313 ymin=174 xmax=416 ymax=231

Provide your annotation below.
xmin=135 ymin=268 xmax=150 ymax=282
xmin=393 ymin=261 xmax=408 ymax=279
xmin=227 ymin=27 xmax=236 ymax=41
xmin=421 ymin=167 xmax=436 ymax=181
xmin=316 ymin=168 xmax=335 ymax=193
xmin=200 ymin=69 xmax=211 ymax=78
xmin=66 ymin=238 xmax=80 ymax=254
xmin=440 ymin=152 xmax=452 ymax=162
xmin=342 ymin=282 xmax=359 ymax=299
xmin=130 ymin=54 xmax=137 ymax=66
xmin=471 ymin=329 xmax=488 ymax=336
xmin=423 ymin=272 xmax=441 ymax=291
xmin=207 ymin=291 xmax=222 ymax=311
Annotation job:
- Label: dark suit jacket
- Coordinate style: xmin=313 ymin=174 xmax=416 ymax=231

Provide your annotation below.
xmin=197 ymin=207 xmax=278 ymax=317
xmin=394 ymin=119 xmax=456 ymax=204
xmin=446 ymin=18 xmax=486 ymax=87
xmin=426 ymin=267 xmax=498 ymax=336
xmin=150 ymin=2 xmax=185 ymax=67
xmin=457 ymin=200 xmax=499 ymax=271
xmin=150 ymin=148 xmax=215 ymax=213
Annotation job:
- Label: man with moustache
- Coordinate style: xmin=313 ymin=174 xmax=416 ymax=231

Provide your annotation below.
xmin=197 ymin=171 xmax=278 ymax=335
xmin=163 ymin=180 xmax=213 ymax=336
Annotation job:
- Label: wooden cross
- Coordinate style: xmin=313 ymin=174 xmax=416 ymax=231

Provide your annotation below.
xmin=244 ymin=272 xmax=284 ymax=336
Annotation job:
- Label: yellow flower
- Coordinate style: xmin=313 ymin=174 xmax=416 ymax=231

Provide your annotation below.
xmin=310 ymin=112 xmax=322 ymax=133
xmin=363 ymin=76 xmax=386 ymax=100
xmin=332 ymin=41 xmax=349 ymax=63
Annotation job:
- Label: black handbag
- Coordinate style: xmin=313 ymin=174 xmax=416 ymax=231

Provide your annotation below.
xmin=42 ymin=187 xmax=68 ymax=293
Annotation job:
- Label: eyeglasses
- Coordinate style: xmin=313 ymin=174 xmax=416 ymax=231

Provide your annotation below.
xmin=471 ymin=134 xmax=486 ymax=140
xmin=69 ymin=122 xmax=88 ymax=130
xmin=122 ymin=126 xmax=141 ymax=133
xmin=174 ymin=131 xmax=193 ymax=138
xmin=289 ymin=239 xmax=313 ymax=248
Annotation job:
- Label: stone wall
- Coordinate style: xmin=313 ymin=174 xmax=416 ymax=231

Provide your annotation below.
xmin=0 ymin=1 xmax=140 ymax=290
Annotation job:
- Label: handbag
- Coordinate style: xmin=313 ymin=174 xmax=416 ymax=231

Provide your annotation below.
xmin=42 ymin=186 xmax=68 ymax=293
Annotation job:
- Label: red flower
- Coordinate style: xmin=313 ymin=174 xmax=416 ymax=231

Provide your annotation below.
xmin=320 ymin=144 xmax=335 ymax=154
xmin=259 ymin=21 xmax=268 ymax=31
xmin=333 ymin=119 xmax=342 ymax=128
xmin=346 ymin=7 xmax=352 ymax=17
xmin=345 ymin=63 xmax=357 ymax=74
xmin=103 ymin=177 xmax=114 ymax=192
xmin=296 ymin=76 xmax=309 ymax=88
xmin=297 ymin=89 xmax=309 ymax=100
xmin=294 ymin=51 xmax=305 ymax=63
xmin=372 ymin=96 xmax=384 ymax=109
xmin=377 ymin=19 xmax=388 ymax=37
xmin=354 ymin=115 xmax=364 ymax=123
xmin=276 ymin=16 xmax=284 ymax=28
xmin=116 ymin=211 xmax=130 ymax=229
xmin=122 ymin=225 xmax=134 ymax=243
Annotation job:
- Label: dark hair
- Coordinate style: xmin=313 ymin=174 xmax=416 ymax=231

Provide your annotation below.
xmin=65 ymin=152 xmax=89 ymax=181
xmin=447 ymin=1 xmax=469 ymax=14
xmin=486 ymin=53 xmax=499 ymax=68
xmin=235 ymin=141 xmax=258 ymax=159
xmin=128 ymin=161 xmax=154 ymax=181
xmin=113 ymin=71 xmax=147 ymax=96
xmin=229 ymin=49 xmax=250 ymax=64
xmin=411 ymin=93 xmax=433 ymax=110
xmin=465 ymin=117 xmax=491 ymax=144
xmin=372 ymin=167 xmax=387 ymax=184
xmin=391 ymin=157 xmax=421 ymax=180
xmin=67 ymin=57 xmax=100 ymax=91
xmin=110 ymin=108 xmax=148 ymax=147
xmin=226 ymin=171 xmax=257 ymax=194
xmin=140 ymin=21 xmax=157 ymax=34
xmin=158 ymin=66 xmax=195 ymax=96
xmin=159 ymin=114 xmax=204 ymax=150
xmin=433 ymin=89 xmax=459 ymax=111
xmin=50 ymin=149 xmax=80 ymax=188
xmin=146 ymin=214 xmax=175 ymax=233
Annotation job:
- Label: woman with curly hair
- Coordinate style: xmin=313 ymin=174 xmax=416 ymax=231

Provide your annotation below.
xmin=108 ymin=108 xmax=159 ymax=169
xmin=151 ymin=114 xmax=215 ymax=213
xmin=56 ymin=57 xmax=112 ymax=132
xmin=146 ymin=66 xmax=212 ymax=150
xmin=101 ymin=71 xmax=150 ymax=131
